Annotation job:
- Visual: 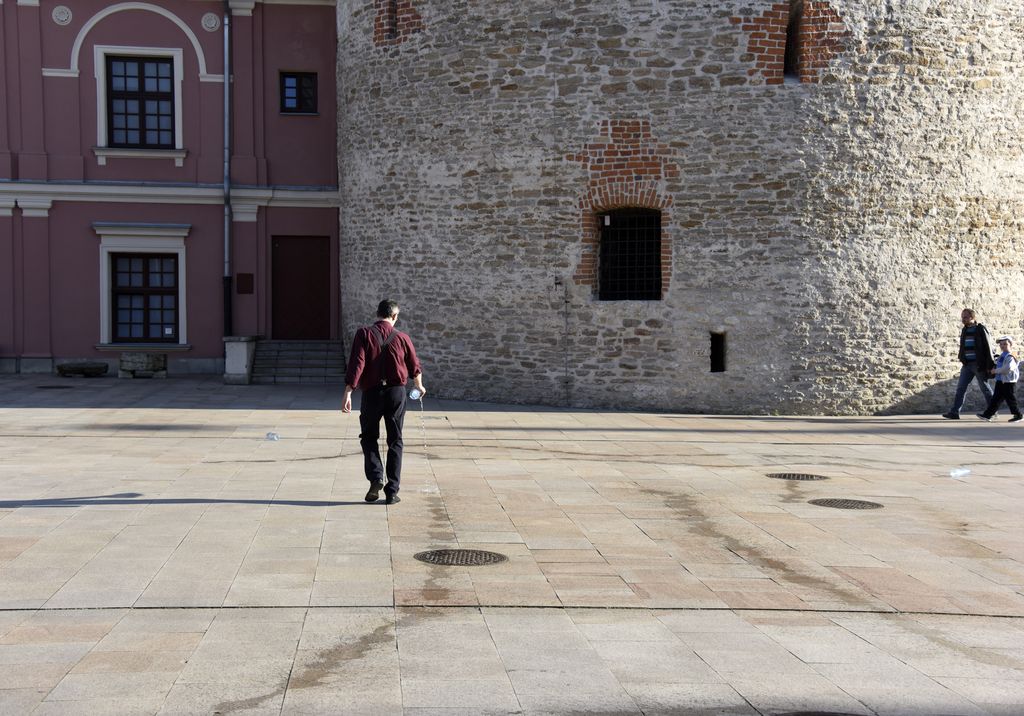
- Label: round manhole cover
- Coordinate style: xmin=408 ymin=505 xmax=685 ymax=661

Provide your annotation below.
xmin=809 ymin=498 xmax=883 ymax=510
xmin=767 ymin=472 xmax=829 ymax=481
xmin=414 ymin=549 xmax=508 ymax=566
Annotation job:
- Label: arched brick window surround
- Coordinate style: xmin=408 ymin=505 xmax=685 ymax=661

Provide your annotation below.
xmin=569 ymin=120 xmax=677 ymax=298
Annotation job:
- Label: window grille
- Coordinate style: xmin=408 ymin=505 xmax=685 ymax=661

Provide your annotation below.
xmin=598 ymin=209 xmax=662 ymax=301
xmin=112 ymin=254 xmax=178 ymax=342
xmin=280 ymin=72 xmax=318 ymax=114
xmin=107 ymin=56 xmax=174 ymax=148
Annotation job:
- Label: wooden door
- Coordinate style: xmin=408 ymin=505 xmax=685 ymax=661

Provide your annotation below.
xmin=271 ymin=236 xmax=330 ymax=339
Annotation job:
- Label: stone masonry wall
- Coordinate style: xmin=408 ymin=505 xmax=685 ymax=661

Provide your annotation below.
xmin=337 ymin=0 xmax=1024 ymax=414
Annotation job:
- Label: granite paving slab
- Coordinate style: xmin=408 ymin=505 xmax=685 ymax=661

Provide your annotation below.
xmin=1 ymin=377 xmax=1023 ymax=713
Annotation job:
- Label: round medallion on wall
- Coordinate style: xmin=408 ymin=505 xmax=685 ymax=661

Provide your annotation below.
xmin=201 ymin=13 xmax=221 ymax=32
xmin=52 ymin=6 xmax=73 ymax=26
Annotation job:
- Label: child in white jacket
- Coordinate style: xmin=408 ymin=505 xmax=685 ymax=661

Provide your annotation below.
xmin=978 ymin=336 xmax=1022 ymax=423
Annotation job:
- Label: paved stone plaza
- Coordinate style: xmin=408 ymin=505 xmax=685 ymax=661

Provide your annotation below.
xmin=1 ymin=376 xmax=1023 ymax=715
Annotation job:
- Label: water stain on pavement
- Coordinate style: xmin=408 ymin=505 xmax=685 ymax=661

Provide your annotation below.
xmin=211 ymin=621 xmax=396 ymax=713
xmin=288 ymin=622 xmax=395 ymax=690
xmin=647 ymin=485 xmax=883 ymax=611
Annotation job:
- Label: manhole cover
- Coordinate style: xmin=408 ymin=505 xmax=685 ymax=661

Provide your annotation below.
xmin=414 ymin=549 xmax=508 ymax=566
xmin=36 ymin=385 xmax=74 ymax=390
xmin=809 ymin=498 xmax=883 ymax=510
xmin=767 ymin=472 xmax=829 ymax=481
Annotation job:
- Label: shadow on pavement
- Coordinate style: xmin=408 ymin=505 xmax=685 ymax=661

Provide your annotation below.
xmin=0 ymin=492 xmax=367 ymax=508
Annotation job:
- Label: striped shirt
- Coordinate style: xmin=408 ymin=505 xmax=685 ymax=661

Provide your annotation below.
xmin=962 ymin=325 xmax=978 ymax=363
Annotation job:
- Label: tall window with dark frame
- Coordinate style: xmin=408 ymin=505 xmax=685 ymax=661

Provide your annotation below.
xmin=784 ymin=0 xmax=804 ymax=80
xmin=112 ymin=254 xmax=179 ymax=342
xmin=107 ymin=56 xmax=174 ymax=148
xmin=280 ymin=72 xmax=318 ymax=114
xmin=598 ymin=208 xmax=663 ymax=301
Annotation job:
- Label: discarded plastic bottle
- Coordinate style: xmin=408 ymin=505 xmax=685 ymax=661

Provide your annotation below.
xmin=409 ymin=388 xmax=422 ymax=401
xmin=949 ymin=467 xmax=970 ymax=479
xmin=265 ymin=432 xmax=280 ymax=441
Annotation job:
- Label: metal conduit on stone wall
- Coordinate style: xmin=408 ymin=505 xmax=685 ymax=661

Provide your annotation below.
xmin=336 ymin=0 xmax=1024 ymax=415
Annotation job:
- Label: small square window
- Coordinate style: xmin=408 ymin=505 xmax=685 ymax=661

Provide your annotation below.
xmin=280 ymin=72 xmax=317 ymax=114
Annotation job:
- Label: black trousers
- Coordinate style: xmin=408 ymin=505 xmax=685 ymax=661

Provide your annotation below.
xmin=982 ymin=382 xmax=1021 ymax=419
xmin=359 ymin=385 xmax=407 ymax=493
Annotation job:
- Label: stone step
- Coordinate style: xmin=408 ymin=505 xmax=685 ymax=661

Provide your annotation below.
xmin=252 ymin=339 xmax=346 ymax=383
xmin=252 ymin=358 xmax=345 ymax=368
xmin=252 ymin=365 xmax=343 ymax=376
xmin=257 ymin=341 xmax=343 ymax=351
xmin=252 ymin=375 xmax=345 ymax=385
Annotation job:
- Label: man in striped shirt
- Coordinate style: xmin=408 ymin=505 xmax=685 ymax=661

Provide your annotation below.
xmin=942 ymin=308 xmax=995 ymax=419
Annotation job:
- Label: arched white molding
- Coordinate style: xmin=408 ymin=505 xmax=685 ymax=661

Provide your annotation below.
xmin=50 ymin=3 xmax=222 ymax=81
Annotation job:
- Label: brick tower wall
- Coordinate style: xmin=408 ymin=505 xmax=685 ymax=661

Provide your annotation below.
xmin=337 ymin=0 xmax=1024 ymax=414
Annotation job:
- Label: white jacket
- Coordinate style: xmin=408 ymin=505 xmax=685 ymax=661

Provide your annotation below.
xmin=993 ymin=351 xmax=1020 ymax=383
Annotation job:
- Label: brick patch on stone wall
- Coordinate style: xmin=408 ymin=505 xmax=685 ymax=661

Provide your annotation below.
xmin=568 ymin=120 xmax=679 ymax=294
xmin=732 ymin=1 xmax=848 ymax=85
xmin=373 ymin=0 xmax=423 ymax=47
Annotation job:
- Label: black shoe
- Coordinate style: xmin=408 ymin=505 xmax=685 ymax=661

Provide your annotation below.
xmin=941 ymin=412 xmax=959 ymax=420
xmin=1010 ymin=415 xmax=1023 ymax=423
xmin=384 ymin=493 xmax=401 ymax=505
xmin=365 ymin=481 xmax=383 ymax=502
xmin=976 ymin=414 xmax=993 ymax=422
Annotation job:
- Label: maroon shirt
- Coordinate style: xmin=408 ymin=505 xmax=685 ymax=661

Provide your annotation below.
xmin=345 ymin=320 xmax=422 ymax=390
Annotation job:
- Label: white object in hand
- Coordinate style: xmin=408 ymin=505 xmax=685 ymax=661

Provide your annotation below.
xmin=409 ymin=388 xmax=422 ymax=401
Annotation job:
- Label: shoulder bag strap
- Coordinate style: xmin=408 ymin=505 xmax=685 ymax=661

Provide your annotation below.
xmin=370 ymin=325 xmax=399 ymax=368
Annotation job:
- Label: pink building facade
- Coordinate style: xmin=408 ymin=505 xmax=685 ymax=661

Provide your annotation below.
xmin=0 ymin=0 xmax=339 ymax=375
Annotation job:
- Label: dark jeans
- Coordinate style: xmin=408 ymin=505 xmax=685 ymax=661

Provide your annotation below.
xmin=950 ymin=361 xmax=994 ymax=413
xmin=982 ymin=382 xmax=1021 ymax=419
xmin=359 ymin=385 xmax=406 ymax=494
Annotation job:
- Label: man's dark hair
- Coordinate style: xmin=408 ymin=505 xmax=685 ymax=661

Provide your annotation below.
xmin=963 ymin=308 xmax=976 ymax=319
xmin=377 ymin=299 xmax=400 ymax=319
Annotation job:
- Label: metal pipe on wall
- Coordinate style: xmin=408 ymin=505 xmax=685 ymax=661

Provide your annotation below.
xmin=222 ymin=2 xmax=233 ymax=337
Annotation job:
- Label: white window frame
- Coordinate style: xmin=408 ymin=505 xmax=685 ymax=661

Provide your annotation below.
xmin=93 ymin=45 xmax=185 ymax=166
xmin=95 ymin=224 xmax=190 ymax=346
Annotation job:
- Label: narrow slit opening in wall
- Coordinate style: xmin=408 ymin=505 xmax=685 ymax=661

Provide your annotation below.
xmin=784 ymin=0 xmax=804 ymax=80
xmin=387 ymin=0 xmax=399 ymax=38
xmin=710 ymin=332 xmax=726 ymax=373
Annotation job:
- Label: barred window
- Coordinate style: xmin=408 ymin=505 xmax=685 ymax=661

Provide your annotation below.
xmin=598 ymin=209 xmax=663 ymax=301
xmin=112 ymin=254 xmax=178 ymax=342
xmin=106 ymin=56 xmax=174 ymax=148
xmin=280 ymin=72 xmax=318 ymax=114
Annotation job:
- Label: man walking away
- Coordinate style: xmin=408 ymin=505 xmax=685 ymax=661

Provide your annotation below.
xmin=342 ymin=300 xmax=426 ymax=504
xmin=943 ymin=308 xmax=995 ymax=419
